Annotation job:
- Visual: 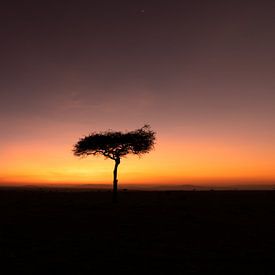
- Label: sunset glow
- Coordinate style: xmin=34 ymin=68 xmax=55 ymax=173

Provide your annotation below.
xmin=1 ymin=127 xmax=275 ymax=186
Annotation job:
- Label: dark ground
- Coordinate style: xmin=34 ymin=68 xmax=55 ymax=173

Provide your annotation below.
xmin=0 ymin=189 xmax=274 ymax=274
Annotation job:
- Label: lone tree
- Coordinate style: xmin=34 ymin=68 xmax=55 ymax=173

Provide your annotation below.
xmin=73 ymin=124 xmax=156 ymax=202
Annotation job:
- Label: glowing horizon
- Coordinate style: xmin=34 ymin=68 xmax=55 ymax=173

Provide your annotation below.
xmin=1 ymin=128 xmax=275 ymax=186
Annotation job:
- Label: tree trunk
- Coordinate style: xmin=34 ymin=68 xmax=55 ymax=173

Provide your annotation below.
xmin=112 ymin=158 xmax=120 ymax=203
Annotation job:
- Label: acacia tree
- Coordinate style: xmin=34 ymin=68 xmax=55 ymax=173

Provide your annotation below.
xmin=73 ymin=124 xmax=156 ymax=202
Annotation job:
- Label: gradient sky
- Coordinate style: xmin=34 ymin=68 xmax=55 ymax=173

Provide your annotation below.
xmin=1 ymin=0 xmax=275 ymax=186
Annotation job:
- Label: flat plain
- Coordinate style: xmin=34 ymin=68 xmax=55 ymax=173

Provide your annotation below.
xmin=0 ymin=188 xmax=274 ymax=274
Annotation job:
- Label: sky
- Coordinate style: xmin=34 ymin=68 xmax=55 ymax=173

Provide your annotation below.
xmin=0 ymin=0 xmax=275 ymax=186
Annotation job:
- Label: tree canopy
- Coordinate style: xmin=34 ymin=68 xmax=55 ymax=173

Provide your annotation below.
xmin=73 ymin=124 xmax=156 ymax=160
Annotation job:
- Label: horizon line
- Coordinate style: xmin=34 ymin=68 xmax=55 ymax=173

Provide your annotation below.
xmin=1 ymin=182 xmax=275 ymax=191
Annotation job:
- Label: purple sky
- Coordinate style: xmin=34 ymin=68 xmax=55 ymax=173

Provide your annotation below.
xmin=1 ymin=0 xmax=275 ymax=184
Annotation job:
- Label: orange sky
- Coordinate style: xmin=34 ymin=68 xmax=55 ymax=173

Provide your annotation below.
xmin=1 ymin=122 xmax=275 ymax=186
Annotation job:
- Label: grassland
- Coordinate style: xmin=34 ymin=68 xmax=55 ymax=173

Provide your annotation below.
xmin=0 ymin=188 xmax=274 ymax=274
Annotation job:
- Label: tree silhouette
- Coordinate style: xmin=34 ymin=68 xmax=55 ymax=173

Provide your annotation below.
xmin=73 ymin=124 xmax=156 ymax=202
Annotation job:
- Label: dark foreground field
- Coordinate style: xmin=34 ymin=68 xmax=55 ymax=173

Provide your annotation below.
xmin=0 ymin=189 xmax=275 ymax=274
